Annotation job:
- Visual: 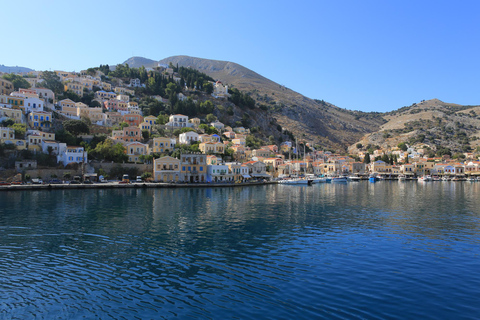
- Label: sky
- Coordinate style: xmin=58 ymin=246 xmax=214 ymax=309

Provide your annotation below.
xmin=2 ymin=0 xmax=479 ymax=112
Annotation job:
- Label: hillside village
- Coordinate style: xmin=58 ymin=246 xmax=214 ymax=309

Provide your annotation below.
xmin=1 ymin=64 xmax=480 ymax=184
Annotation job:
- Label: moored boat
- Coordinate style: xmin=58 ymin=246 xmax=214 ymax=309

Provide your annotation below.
xmin=332 ymin=176 xmax=348 ymax=183
xmin=418 ymin=175 xmax=432 ymax=182
xmin=347 ymin=175 xmax=362 ymax=182
xmin=279 ymin=178 xmax=313 ymax=185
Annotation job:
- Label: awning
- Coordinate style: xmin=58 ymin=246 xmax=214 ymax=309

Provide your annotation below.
xmin=242 ymin=175 xmax=251 ymax=178
xmin=251 ymin=174 xmax=271 ymax=178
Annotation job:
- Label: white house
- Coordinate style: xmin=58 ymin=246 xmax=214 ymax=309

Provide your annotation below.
xmin=210 ymin=120 xmax=225 ymax=131
xmin=33 ymin=88 xmax=55 ymax=103
xmin=23 ymin=97 xmax=45 ymax=113
xmin=57 ymin=146 xmax=87 ymax=167
xmin=129 ymin=78 xmax=141 ymax=87
xmin=41 ymin=140 xmax=67 ymax=156
xmin=165 ymin=114 xmax=193 ymax=128
xmin=179 ymin=131 xmax=199 ymax=144
xmin=212 ymin=81 xmax=230 ymax=98
xmin=207 ymin=164 xmax=233 ymax=182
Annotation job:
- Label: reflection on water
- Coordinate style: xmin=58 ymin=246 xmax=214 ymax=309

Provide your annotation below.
xmin=1 ymin=182 xmax=480 ymax=319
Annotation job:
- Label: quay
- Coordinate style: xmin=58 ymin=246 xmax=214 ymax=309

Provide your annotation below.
xmin=0 ymin=181 xmax=276 ymax=191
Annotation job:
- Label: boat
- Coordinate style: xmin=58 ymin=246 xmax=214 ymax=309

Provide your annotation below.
xmin=279 ymin=178 xmax=313 ymax=185
xmin=306 ymin=174 xmax=327 ymax=184
xmin=398 ymin=175 xmax=406 ymax=181
xmin=347 ymin=175 xmax=362 ymax=182
xmin=466 ymin=177 xmax=477 ymax=182
xmin=332 ymin=176 xmax=348 ymax=183
xmin=418 ymin=175 xmax=432 ymax=182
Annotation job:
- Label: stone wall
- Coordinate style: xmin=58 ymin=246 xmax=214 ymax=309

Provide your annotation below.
xmin=89 ymin=161 xmax=153 ymax=177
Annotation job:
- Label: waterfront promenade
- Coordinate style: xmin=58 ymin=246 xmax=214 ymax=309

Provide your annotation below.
xmin=0 ymin=181 xmax=276 ymax=191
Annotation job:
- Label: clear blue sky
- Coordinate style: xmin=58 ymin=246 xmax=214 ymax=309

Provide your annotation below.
xmin=3 ymin=0 xmax=479 ymax=112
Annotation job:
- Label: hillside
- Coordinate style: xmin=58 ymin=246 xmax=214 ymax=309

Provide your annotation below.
xmin=155 ymin=56 xmax=386 ymax=150
xmin=0 ymin=65 xmax=34 ymax=73
xmin=348 ymin=99 xmax=480 ymax=154
xmin=122 ymin=57 xmax=157 ymax=69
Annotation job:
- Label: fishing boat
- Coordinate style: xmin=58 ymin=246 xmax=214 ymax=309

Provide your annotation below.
xmin=398 ymin=174 xmax=406 ymax=181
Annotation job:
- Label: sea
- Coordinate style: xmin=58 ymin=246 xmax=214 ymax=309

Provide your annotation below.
xmin=1 ymin=181 xmax=480 ymax=319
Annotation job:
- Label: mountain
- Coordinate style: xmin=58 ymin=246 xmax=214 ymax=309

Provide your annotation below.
xmin=122 ymin=57 xmax=157 ymax=69
xmin=157 ymin=55 xmax=386 ymax=150
xmin=348 ymin=99 xmax=480 ymax=154
xmin=0 ymin=65 xmax=34 ymax=73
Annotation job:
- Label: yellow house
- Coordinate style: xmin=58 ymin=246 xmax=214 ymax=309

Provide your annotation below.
xmin=154 ymin=156 xmax=181 ymax=182
xmin=0 ymin=107 xmax=23 ymax=123
xmin=0 ymin=127 xmax=26 ymax=150
xmin=64 ymin=82 xmax=85 ymax=97
xmin=26 ymin=131 xmax=55 ymax=152
xmin=232 ymin=138 xmax=246 ymax=146
xmin=180 ymin=153 xmax=207 ymax=182
xmin=7 ymin=96 xmax=25 ymax=108
xmin=59 ymin=99 xmax=77 ymax=116
xmin=28 ymin=111 xmax=52 ymax=129
xmin=252 ymin=148 xmax=271 ymax=158
xmin=0 ymin=79 xmax=14 ymax=95
xmin=189 ymin=117 xmax=201 ymax=127
xmin=126 ymin=142 xmax=149 ymax=163
xmin=101 ymin=82 xmax=112 ymax=91
xmin=139 ymin=121 xmax=151 ymax=131
xmin=152 ymin=137 xmax=176 ymax=153
xmin=199 ymin=141 xmax=225 ymax=154
xmin=414 ymin=161 xmax=435 ymax=175
xmin=0 ymin=94 xmax=9 ymax=104
xmin=80 ymin=107 xmax=105 ymax=123
xmin=114 ymin=87 xmax=135 ymax=95
xmin=0 ymin=127 xmax=15 ymax=140
xmin=144 ymin=115 xmax=157 ymax=126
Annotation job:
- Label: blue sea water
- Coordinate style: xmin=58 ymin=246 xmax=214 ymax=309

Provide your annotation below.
xmin=1 ymin=181 xmax=480 ymax=319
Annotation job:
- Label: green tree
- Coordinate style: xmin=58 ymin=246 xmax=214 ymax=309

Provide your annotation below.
xmin=63 ymin=120 xmax=90 ymax=136
xmin=1 ymin=119 xmax=14 ymax=127
xmin=206 ymin=113 xmax=217 ymax=123
xmin=356 ymin=143 xmax=363 ymax=149
xmin=55 ymin=129 xmax=78 ymax=145
xmin=142 ymin=129 xmax=150 ymax=141
xmin=90 ymin=139 xmax=127 ymax=162
xmin=397 ymin=142 xmax=408 ymax=151
xmin=157 ymin=114 xmax=169 ymax=125
xmin=9 ymin=123 xmax=27 ymax=139
xmin=2 ymin=74 xmax=31 ymax=90
xmin=199 ymin=100 xmax=214 ymax=114
xmin=40 ymin=71 xmax=64 ymax=95
xmin=203 ymin=82 xmax=214 ymax=94
xmin=364 ymin=153 xmax=371 ymax=164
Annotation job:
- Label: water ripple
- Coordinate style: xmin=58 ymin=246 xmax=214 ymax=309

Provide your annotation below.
xmin=1 ymin=185 xmax=480 ymax=319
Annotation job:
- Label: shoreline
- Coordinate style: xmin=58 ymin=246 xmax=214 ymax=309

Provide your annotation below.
xmin=0 ymin=181 xmax=277 ymax=191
